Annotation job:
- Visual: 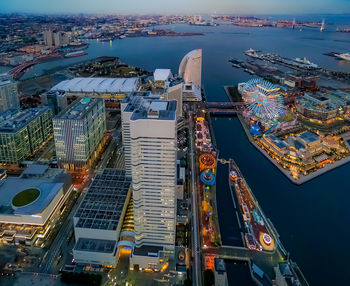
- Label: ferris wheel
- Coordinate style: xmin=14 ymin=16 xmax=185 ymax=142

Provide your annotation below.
xmin=242 ymin=79 xmax=284 ymax=119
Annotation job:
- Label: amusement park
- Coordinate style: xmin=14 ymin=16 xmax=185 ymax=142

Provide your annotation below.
xmin=229 ymin=161 xmax=275 ymax=252
xmin=194 ymin=113 xmax=221 ymax=249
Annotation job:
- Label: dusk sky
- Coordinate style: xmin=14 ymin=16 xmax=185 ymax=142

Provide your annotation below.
xmin=1 ymin=0 xmax=350 ymax=15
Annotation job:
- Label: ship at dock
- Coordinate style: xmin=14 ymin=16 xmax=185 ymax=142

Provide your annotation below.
xmin=335 ymin=53 xmax=350 ymax=61
xmin=64 ymin=50 xmax=87 ymax=58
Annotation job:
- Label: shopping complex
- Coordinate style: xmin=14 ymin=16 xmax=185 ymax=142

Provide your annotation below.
xmin=0 ymin=164 xmax=73 ymax=246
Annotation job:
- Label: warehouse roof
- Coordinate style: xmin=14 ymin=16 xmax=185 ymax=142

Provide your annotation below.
xmin=51 ymin=77 xmax=139 ymax=93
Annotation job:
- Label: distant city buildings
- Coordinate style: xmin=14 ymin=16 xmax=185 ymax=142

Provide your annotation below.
xmin=73 ymin=169 xmax=131 ymax=267
xmin=0 ymin=106 xmax=53 ymax=164
xmin=0 ymin=164 xmax=73 ymax=246
xmin=121 ymin=95 xmax=177 ymax=270
xmin=53 ymin=97 xmax=106 ymax=172
xmin=0 ymin=74 xmax=20 ymax=113
xmin=43 ymin=29 xmax=69 ymax=47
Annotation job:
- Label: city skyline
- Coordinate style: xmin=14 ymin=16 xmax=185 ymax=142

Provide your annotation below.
xmin=1 ymin=0 xmax=350 ymax=15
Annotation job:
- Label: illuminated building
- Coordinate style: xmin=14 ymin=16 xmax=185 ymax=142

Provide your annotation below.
xmin=0 ymin=164 xmax=73 ymax=246
xmin=296 ymin=90 xmax=350 ymax=124
xmin=73 ymin=169 xmax=131 ymax=267
xmin=0 ymin=74 xmax=19 ymax=112
xmin=0 ymin=107 xmax=54 ymax=164
xmin=121 ymin=96 xmax=177 ymax=270
xmin=53 ymin=97 xmax=106 ymax=171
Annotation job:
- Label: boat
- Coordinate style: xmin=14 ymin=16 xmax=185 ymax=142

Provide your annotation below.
xmin=294 ymin=57 xmax=318 ymax=68
xmin=335 ymin=53 xmax=350 ymax=61
xmin=229 ymin=169 xmax=238 ymax=181
xmin=244 ymin=48 xmax=259 ymax=58
xmin=64 ymin=50 xmax=87 ymax=58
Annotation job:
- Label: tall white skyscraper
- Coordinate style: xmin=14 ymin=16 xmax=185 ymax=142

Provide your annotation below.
xmin=121 ymin=96 xmax=177 ymax=252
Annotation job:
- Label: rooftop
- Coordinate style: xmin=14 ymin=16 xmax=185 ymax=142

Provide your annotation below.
xmin=55 ymin=97 xmax=102 ymax=120
xmin=0 ymin=177 xmax=63 ymax=216
xmin=51 ymin=77 xmax=139 ymax=93
xmin=74 ymin=169 xmax=131 ymax=231
xmin=74 ymin=238 xmax=117 ymax=253
xmin=0 ymin=107 xmax=52 ymax=134
xmin=130 ymin=99 xmax=176 ymax=121
xmin=133 ymin=245 xmax=163 ymax=257
xmin=297 ymin=90 xmax=350 ymax=113
xmin=298 ymin=131 xmax=319 ymax=143
xmin=153 ymin=69 xmax=172 ymax=82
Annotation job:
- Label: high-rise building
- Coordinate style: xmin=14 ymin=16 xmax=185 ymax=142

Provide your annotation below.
xmin=41 ymin=89 xmax=67 ymax=114
xmin=122 ymin=96 xmax=177 ymax=269
xmin=43 ymin=30 xmax=69 ymax=47
xmin=43 ymin=30 xmax=53 ymax=47
xmin=0 ymin=74 xmax=20 ymax=112
xmin=0 ymin=107 xmax=54 ymax=164
xmin=53 ymin=97 xmax=106 ymax=171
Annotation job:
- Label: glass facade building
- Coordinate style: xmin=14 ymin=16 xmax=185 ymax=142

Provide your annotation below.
xmin=53 ymin=97 xmax=106 ymax=171
xmin=0 ymin=107 xmax=54 ymax=164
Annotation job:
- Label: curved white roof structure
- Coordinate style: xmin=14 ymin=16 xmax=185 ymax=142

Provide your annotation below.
xmin=51 ymin=77 xmax=139 ymax=93
xmin=178 ymin=49 xmax=202 ymax=88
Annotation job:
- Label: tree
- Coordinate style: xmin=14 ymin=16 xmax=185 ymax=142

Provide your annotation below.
xmin=203 ymin=269 xmax=215 ymax=286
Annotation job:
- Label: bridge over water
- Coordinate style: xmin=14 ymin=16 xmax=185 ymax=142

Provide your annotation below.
xmin=206 ymin=101 xmax=247 ymax=116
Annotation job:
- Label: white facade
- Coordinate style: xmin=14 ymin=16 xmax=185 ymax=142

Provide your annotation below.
xmin=122 ymin=98 xmax=177 ymax=251
xmin=0 ymin=76 xmax=19 ymax=112
xmin=178 ymin=49 xmax=202 ymax=89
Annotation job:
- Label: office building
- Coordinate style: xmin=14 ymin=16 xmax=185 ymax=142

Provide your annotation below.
xmin=41 ymin=89 xmax=67 ymax=114
xmin=53 ymin=97 xmax=106 ymax=171
xmin=0 ymin=164 xmax=73 ymax=246
xmin=0 ymin=74 xmax=20 ymax=112
xmin=73 ymin=169 xmax=131 ymax=267
xmin=121 ymin=96 xmax=177 ymax=270
xmin=0 ymin=107 xmax=54 ymax=164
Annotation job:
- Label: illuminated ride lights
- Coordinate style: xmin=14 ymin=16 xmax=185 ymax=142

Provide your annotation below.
xmin=242 ymin=78 xmax=284 ymax=119
xmin=200 ymin=171 xmax=216 ymax=185
xmin=199 ymin=153 xmax=216 ymax=170
xmin=263 ymin=233 xmax=272 ymax=245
